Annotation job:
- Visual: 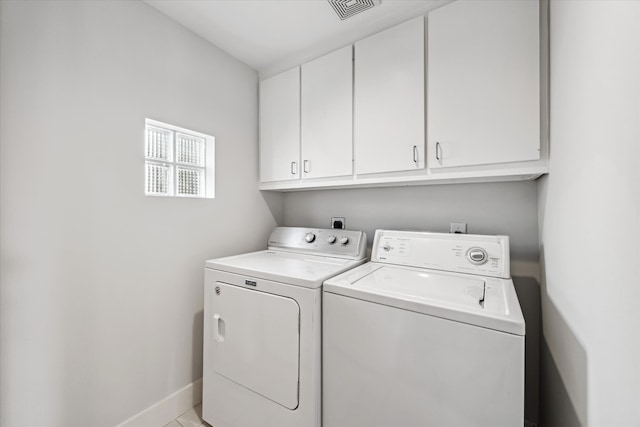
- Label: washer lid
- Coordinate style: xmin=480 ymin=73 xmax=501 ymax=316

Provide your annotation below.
xmin=205 ymin=250 xmax=364 ymax=289
xmin=324 ymin=264 xmax=525 ymax=335
xmin=352 ymin=266 xmax=487 ymax=308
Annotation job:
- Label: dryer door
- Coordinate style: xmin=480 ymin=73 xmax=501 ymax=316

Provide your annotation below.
xmin=208 ymin=282 xmax=300 ymax=409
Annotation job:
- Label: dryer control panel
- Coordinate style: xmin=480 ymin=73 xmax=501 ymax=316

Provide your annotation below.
xmin=372 ymin=230 xmax=510 ymax=278
xmin=268 ymin=227 xmax=367 ymax=260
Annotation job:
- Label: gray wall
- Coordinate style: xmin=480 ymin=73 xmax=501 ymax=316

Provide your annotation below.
xmin=0 ymin=1 xmax=282 ymax=425
xmin=284 ymin=181 xmax=540 ymax=267
xmin=539 ymin=1 xmax=640 ymax=426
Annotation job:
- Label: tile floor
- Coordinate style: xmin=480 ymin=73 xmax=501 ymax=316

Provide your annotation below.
xmin=163 ymin=403 xmax=211 ymax=427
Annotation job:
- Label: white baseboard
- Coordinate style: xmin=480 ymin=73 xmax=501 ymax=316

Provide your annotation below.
xmin=116 ymin=378 xmax=203 ymax=427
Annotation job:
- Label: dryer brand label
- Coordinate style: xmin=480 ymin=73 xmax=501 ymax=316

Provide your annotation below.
xmin=245 ymin=280 xmax=257 ymax=287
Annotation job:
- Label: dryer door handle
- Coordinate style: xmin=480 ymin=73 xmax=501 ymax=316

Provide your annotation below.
xmin=213 ymin=314 xmax=225 ymax=343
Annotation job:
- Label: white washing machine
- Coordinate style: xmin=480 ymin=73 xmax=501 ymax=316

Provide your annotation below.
xmin=202 ymin=226 xmax=367 ymax=427
xmin=323 ymin=229 xmax=525 ymax=427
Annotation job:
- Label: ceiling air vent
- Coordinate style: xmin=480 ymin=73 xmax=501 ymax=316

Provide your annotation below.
xmin=328 ymin=0 xmax=381 ymax=20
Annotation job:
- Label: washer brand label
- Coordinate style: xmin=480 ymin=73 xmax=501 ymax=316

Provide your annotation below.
xmin=245 ymin=280 xmax=257 ymax=287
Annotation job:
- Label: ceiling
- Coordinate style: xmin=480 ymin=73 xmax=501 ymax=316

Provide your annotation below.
xmin=145 ymin=0 xmax=452 ymax=78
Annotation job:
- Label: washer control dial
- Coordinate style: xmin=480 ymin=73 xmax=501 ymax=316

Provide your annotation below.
xmin=339 ymin=236 xmax=349 ymax=245
xmin=466 ymin=247 xmax=488 ymax=265
xmin=326 ymin=235 xmax=337 ymax=244
xmin=305 ymin=233 xmax=316 ymax=243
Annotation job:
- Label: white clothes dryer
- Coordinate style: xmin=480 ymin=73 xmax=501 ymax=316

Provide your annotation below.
xmin=202 ymin=227 xmax=366 ymax=427
xmin=323 ymin=229 xmax=525 ymax=427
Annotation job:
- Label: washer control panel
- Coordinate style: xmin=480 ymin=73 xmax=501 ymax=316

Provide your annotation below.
xmin=268 ymin=227 xmax=366 ymax=260
xmin=372 ymin=230 xmax=510 ymax=278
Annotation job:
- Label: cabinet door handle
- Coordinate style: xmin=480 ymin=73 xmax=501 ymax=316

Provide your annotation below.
xmin=290 ymin=161 xmax=298 ymax=175
xmin=413 ymin=146 xmax=418 ymax=164
xmin=435 ymin=142 xmax=443 ymax=165
xmin=303 ymin=160 xmax=310 ymax=173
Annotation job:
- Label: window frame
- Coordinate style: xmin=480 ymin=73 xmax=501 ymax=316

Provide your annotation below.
xmin=144 ymin=118 xmax=215 ymax=199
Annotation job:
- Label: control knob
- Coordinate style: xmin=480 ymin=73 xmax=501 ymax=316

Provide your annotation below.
xmin=339 ymin=236 xmax=349 ymax=245
xmin=326 ymin=235 xmax=337 ymax=244
xmin=305 ymin=233 xmax=316 ymax=243
xmin=466 ymin=247 xmax=488 ymax=265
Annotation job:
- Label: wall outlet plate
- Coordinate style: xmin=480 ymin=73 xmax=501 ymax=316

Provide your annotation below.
xmin=450 ymin=222 xmax=467 ymax=234
xmin=331 ymin=217 xmax=345 ymax=229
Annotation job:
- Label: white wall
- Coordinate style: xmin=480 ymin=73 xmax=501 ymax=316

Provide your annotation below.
xmin=539 ymin=1 xmax=640 ymax=425
xmin=0 ymin=1 xmax=282 ymax=426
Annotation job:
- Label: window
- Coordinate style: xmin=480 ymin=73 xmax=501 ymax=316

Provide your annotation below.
xmin=145 ymin=119 xmax=215 ymax=198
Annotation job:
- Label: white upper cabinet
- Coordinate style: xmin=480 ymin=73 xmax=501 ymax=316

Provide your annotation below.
xmin=259 ymin=67 xmax=300 ymax=182
xmin=301 ymin=46 xmax=353 ymax=179
xmin=427 ymin=0 xmax=540 ymax=169
xmin=258 ymin=1 xmax=548 ymax=191
xmin=354 ymin=17 xmax=425 ymax=175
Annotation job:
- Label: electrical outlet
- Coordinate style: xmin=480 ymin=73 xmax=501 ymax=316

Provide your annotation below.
xmin=331 ymin=217 xmax=345 ymax=229
xmin=450 ymin=222 xmax=467 ymax=234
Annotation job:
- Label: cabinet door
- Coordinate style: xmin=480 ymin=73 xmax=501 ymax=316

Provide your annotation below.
xmin=354 ymin=17 xmax=425 ymax=175
xmin=428 ymin=0 xmax=540 ymax=168
xmin=259 ymin=67 xmax=300 ymax=182
xmin=301 ymin=46 xmax=353 ymax=179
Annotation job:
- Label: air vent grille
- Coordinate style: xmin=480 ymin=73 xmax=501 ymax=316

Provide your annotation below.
xmin=328 ymin=0 xmax=381 ymax=20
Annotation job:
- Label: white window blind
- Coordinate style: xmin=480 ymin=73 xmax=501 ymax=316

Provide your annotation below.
xmin=144 ymin=119 xmax=214 ymax=198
